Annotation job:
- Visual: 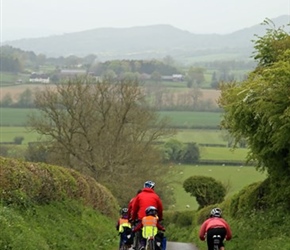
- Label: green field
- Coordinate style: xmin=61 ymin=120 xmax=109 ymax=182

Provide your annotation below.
xmin=0 ymin=127 xmax=42 ymax=144
xmin=0 ymin=108 xmax=36 ymax=126
xmin=0 ymin=108 xmax=222 ymax=127
xmin=169 ymin=165 xmax=266 ymax=211
xmin=159 ymin=111 xmax=222 ymax=127
xmin=173 ymin=129 xmax=225 ymax=144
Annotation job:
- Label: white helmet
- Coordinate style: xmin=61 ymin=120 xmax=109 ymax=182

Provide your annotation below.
xmin=210 ymin=207 xmax=222 ymax=217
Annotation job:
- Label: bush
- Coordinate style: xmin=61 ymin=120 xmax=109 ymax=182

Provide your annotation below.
xmin=183 ymin=175 xmax=226 ymax=209
xmin=228 ymin=179 xmax=271 ymax=217
xmin=0 ymin=157 xmax=119 ymax=219
xmin=13 ymin=136 xmax=24 ymax=145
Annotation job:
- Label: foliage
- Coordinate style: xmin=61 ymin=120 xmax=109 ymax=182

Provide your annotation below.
xmin=13 ymin=136 xmax=24 ymax=145
xmin=163 ymin=139 xmax=184 ymax=163
xmin=25 ymin=142 xmax=50 ymax=162
xmin=0 ymin=157 xmax=119 ymax=219
xmin=162 ymin=139 xmax=200 ymax=164
xmin=183 ymin=175 xmax=226 ymax=209
xmin=182 ymin=142 xmax=200 ymax=163
xmin=27 ymin=76 xmax=175 ymax=206
xmin=218 ymin=22 xmax=290 ymax=207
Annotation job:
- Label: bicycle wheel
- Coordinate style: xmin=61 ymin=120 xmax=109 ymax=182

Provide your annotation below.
xmin=120 ymin=243 xmax=129 ymax=250
xmin=146 ymin=238 xmax=155 ymax=250
xmin=213 ymin=238 xmax=220 ymax=250
xmin=133 ymin=230 xmax=141 ymax=250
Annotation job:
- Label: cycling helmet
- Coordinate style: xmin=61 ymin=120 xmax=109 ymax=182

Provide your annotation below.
xmin=144 ymin=180 xmax=155 ymax=189
xmin=120 ymin=207 xmax=128 ymax=215
xmin=145 ymin=206 xmax=158 ymax=216
xmin=210 ymin=207 xmax=222 ymax=217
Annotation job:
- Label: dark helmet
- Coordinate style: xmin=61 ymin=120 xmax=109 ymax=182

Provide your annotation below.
xmin=145 ymin=206 xmax=158 ymax=216
xmin=210 ymin=207 xmax=222 ymax=217
xmin=120 ymin=207 xmax=128 ymax=215
xmin=144 ymin=181 xmax=155 ymax=189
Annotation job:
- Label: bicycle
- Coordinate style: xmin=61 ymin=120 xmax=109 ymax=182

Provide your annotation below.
xmin=212 ymin=234 xmax=222 ymax=250
xmin=132 ymin=229 xmax=141 ymax=250
xmin=144 ymin=230 xmax=165 ymax=250
xmin=119 ymin=227 xmax=133 ymax=250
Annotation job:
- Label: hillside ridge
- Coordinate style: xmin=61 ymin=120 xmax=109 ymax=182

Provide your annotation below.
xmin=2 ymin=15 xmax=290 ymax=62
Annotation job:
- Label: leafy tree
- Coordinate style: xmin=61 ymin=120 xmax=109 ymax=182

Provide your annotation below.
xmin=151 ymin=71 xmax=162 ymax=84
xmin=211 ymin=71 xmax=219 ymax=89
xmin=182 ymin=142 xmax=200 ymax=164
xmin=186 ymin=67 xmax=206 ymax=87
xmin=25 ymin=143 xmax=50 ymax=163
xmin=28 ymin=76 xmax=174 ymax=205
xmin=0 ymin=93 xmax=13 ymax=107
xmin=183 ymin=175 xmax=226 ymax=209
xmin=17 ymin=89 xmax=34 ymax=108
xmin=163 ymin=139 xmax=184 ymax=163
xmin=13 ymin=136 xmax=24 ymax=145
xmin=218 ymin=21 xmax=290 ymax=207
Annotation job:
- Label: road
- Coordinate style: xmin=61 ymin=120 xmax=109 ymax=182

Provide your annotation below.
xmin=167 ymin=241 xmax=199 ymax=250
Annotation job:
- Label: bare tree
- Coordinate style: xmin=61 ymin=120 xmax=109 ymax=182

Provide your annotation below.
xmin=28 ymin=76 xmax=175 ymax=205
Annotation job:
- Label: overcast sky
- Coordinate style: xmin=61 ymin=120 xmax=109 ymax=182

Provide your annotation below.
xmin=1 ymin=0 xmax=290 ymax=41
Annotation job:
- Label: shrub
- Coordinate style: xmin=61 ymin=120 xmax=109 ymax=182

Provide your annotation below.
xmin=183 ymin=175 xmax=226 ymax=209
xmin=13 ymin=136 xmax=24 ymax=145
xmin=0 ymin=157 xmax=119 ymax=219
xmin=228 ymin=179 xmax=271 ymax=217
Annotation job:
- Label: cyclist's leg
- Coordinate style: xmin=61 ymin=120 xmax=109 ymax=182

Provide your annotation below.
xmin=206 ymin=228 xmax=217 ymax=250
xmin=215 ymin=228 xmax=226 ymax=250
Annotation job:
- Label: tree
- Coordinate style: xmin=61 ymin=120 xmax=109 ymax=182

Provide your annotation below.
xmin=182 ymin=142 xmax=200 ymax=164
xmin=186 ymin=67 xmax=206 ymax=87
xmin=183 ymin=176 xmax=226 ymax=209
xmin=28 ymin=76 xmax=175 ymax=205
xmin=218 ymin=21 xmax=290 ymax=207
xmin=151 ymin=71 xmax=162 ymax=84
xmin=163 ymin=139 xmax=184 ymax=163
xmin=17 ymin=89 xmax=34 ymax=107
xmin=0 ymin=93 xmax=13 ymax=107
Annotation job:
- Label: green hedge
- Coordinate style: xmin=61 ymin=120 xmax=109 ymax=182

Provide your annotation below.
xmin=0 ymin=157 xmax=119 ymax=219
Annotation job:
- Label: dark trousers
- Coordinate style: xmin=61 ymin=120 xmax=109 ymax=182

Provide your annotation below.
xmin=206 ymin=227 xmax=226 ymax=250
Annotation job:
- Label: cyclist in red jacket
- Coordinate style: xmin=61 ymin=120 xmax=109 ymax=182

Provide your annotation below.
xmin=199 ymin=208 xmax=232 ymax=250
xmin=128 ymin=189 xmax=142 ymax=220
xmin=131 ymin=181 xmax=163 ymax=222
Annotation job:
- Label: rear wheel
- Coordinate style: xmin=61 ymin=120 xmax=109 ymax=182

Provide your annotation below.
xmin=146 ymin=238 xmax=155 ymax=250
xmin=120 ymin=244 xmax=129 ymax=250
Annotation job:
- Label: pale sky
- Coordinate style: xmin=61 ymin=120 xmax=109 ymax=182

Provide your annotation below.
xmin=1 ymin=0 xmax=290 ymax=41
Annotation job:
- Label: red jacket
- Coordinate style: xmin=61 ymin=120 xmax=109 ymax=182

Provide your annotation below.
xmin=199 ymin=217 xmax=232 ymax=241
xmin=128 ymin=197 xmax=136 ymax=219
xmin=131 ymin=188 xmax=163 ymax=221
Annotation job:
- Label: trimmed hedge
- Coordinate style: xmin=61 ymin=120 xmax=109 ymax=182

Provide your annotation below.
xmin=0 ymin=157 xmax=119 ymax=219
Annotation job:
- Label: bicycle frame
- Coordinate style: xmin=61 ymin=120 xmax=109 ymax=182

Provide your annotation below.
xmin=212 ymin=234 xmax=222 ymax=250
xmin=145 ymin=236 xmax=155 ymax=250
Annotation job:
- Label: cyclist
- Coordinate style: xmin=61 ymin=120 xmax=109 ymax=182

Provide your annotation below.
xmin=132 ymin=206 xmax=165 ymax=250
xmin=116 ymin=208 xmax=133 ymax=249
xmin=199 ymin=207 xmax=232 ymax=250
xmin=128 ymin=189 xmax=142 ymax=220
xmin=131 ymin=181 xmax=163 ymax=222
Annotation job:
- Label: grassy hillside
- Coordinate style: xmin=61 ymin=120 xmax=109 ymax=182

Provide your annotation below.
xmin=0 ymin=201 xmax=119 ymax=250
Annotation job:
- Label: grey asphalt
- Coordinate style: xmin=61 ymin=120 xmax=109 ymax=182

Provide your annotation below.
xmin=166 ymin=241 xmax=199 ymax=250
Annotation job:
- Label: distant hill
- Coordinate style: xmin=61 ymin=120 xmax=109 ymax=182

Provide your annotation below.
xmin=2 ymin=15 xmax=290 ymax=63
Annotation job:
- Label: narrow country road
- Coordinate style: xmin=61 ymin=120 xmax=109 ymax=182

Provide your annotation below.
xmin=167 ymin=241 xmax=199 ymax=250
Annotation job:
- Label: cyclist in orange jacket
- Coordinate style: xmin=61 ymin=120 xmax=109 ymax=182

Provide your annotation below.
xmin=116 ymin=208 xmax=133 ymax=249
xmin=132 ymin=206 xmax=165 ymax=250
xmin=199 ymin=208 xmax=232 ymax=250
